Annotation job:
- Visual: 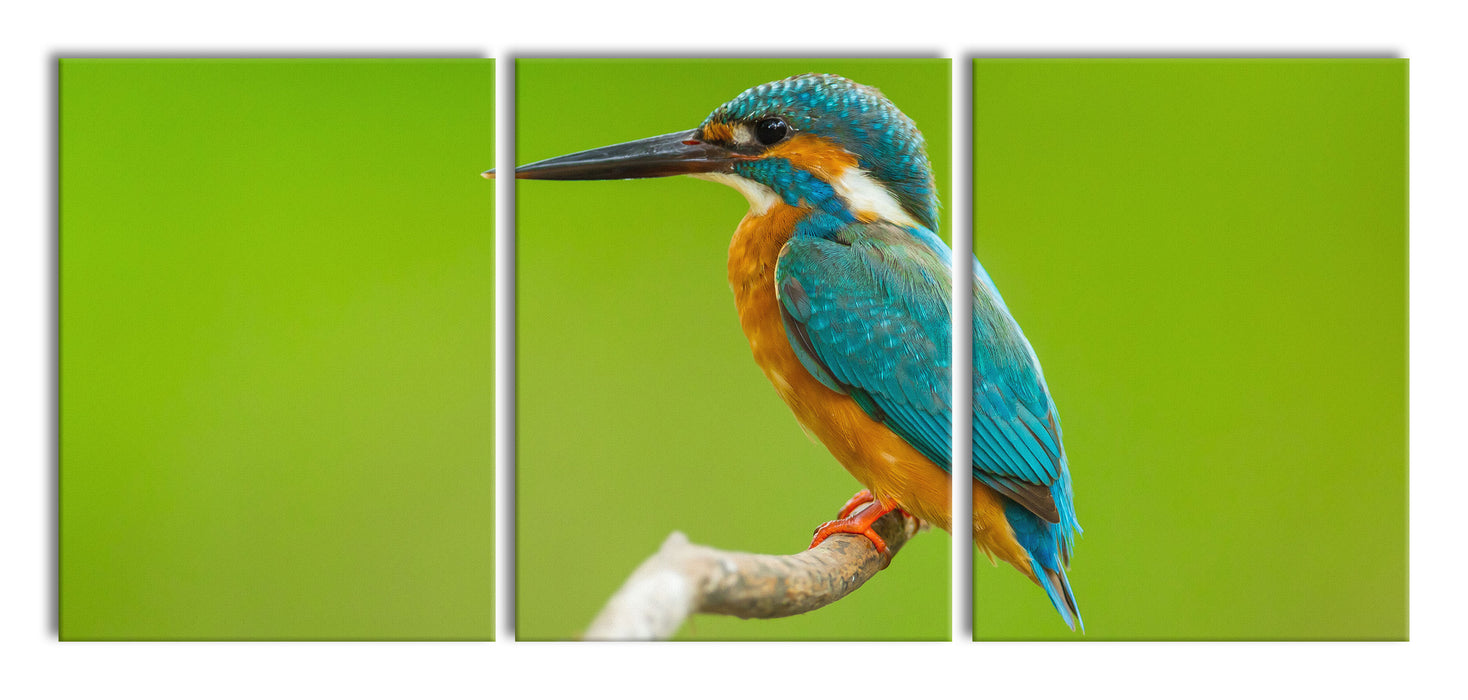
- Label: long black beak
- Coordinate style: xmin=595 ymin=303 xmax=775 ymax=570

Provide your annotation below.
xmin=480 ymin=129 xmax=739 ymax=181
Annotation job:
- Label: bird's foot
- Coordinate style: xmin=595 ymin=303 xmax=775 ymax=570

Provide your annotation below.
xmin=810 ymin=490 xmax=900 ymax=559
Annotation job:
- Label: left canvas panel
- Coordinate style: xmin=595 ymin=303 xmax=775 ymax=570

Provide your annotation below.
xmin=59 ymin=59 xmax=496 ymax=640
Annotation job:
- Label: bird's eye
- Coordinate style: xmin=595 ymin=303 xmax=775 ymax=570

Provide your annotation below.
xmin=755 ymin=117 xmax=789 ymax=146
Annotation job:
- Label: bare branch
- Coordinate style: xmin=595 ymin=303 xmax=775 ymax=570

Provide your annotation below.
xmin=583 ymin=509 xmax=923 ymax=640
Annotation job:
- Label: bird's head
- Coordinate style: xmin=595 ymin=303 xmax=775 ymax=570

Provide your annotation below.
xmin=507 ymin=74 xmax=939 ymax=232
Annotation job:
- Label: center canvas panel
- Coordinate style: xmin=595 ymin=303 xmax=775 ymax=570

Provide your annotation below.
xmin=514 ymin=58 xmax=953 ymax=641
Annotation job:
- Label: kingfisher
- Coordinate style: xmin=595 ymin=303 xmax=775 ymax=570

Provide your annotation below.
xmin=502 ymin=74 xmax=1082 ymax=629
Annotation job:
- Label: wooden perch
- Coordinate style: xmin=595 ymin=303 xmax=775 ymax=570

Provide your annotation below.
xmin=583 ymin=508 xmax=923 ymax=640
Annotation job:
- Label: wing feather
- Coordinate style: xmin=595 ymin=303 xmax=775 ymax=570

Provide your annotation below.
xmin=774 ymin=220 xmax=1067 ymax=524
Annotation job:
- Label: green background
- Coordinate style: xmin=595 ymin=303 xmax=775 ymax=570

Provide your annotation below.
xmin=60 ymin=59 xmax=495 ymax=639
xmin=972 ymin=59 xmax=1407 ymax=639
xmin=516 ymin=59 xmax=952 ymax=640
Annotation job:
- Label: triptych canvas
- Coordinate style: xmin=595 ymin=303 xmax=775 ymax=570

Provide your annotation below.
xmin=58 ymin=57 xmax=1406 ymax=641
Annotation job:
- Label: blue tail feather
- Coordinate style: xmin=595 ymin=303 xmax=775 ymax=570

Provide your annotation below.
xmin=1029 ymin=552 xmax=1083 ymax=632
xmin=1003 ymin=472 xmax=1083 ymax=631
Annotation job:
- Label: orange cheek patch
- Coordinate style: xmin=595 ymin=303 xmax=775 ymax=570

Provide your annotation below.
xmin=764 ymin=134 xmax=859 ymax=180
xmin=700 ymin=122 xmax=734 ymax=142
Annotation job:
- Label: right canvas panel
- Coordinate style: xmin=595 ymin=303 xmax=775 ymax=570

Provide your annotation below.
xmin=971 ymin=59 xmax=1407 ymax=640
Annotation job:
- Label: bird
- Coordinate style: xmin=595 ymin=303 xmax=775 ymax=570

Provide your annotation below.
xmin=502 ymin=73 xmax=1082 ymax=630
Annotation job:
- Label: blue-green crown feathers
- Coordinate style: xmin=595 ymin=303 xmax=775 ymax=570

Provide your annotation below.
xmin=701 ymin=74 xmax=941 ymax=233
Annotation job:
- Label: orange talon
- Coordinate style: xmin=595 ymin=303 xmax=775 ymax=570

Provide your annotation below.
xmin=810 ymin=490 xmax=900 ymax=558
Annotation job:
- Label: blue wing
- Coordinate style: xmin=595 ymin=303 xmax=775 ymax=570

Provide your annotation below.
xmin=775 ymin=216 xmax=1068 ymax=525
xmin=775 ymin=219 xmax=954 ymax=472
xmin=972 ymin=262 xmax=1067 ymax=523
xmin=974 ymin=258 xmax=1083 ymax=628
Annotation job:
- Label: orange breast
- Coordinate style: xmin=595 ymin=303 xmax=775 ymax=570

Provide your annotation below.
xmin=725 ymin=204 xmax=1033 ymax=574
